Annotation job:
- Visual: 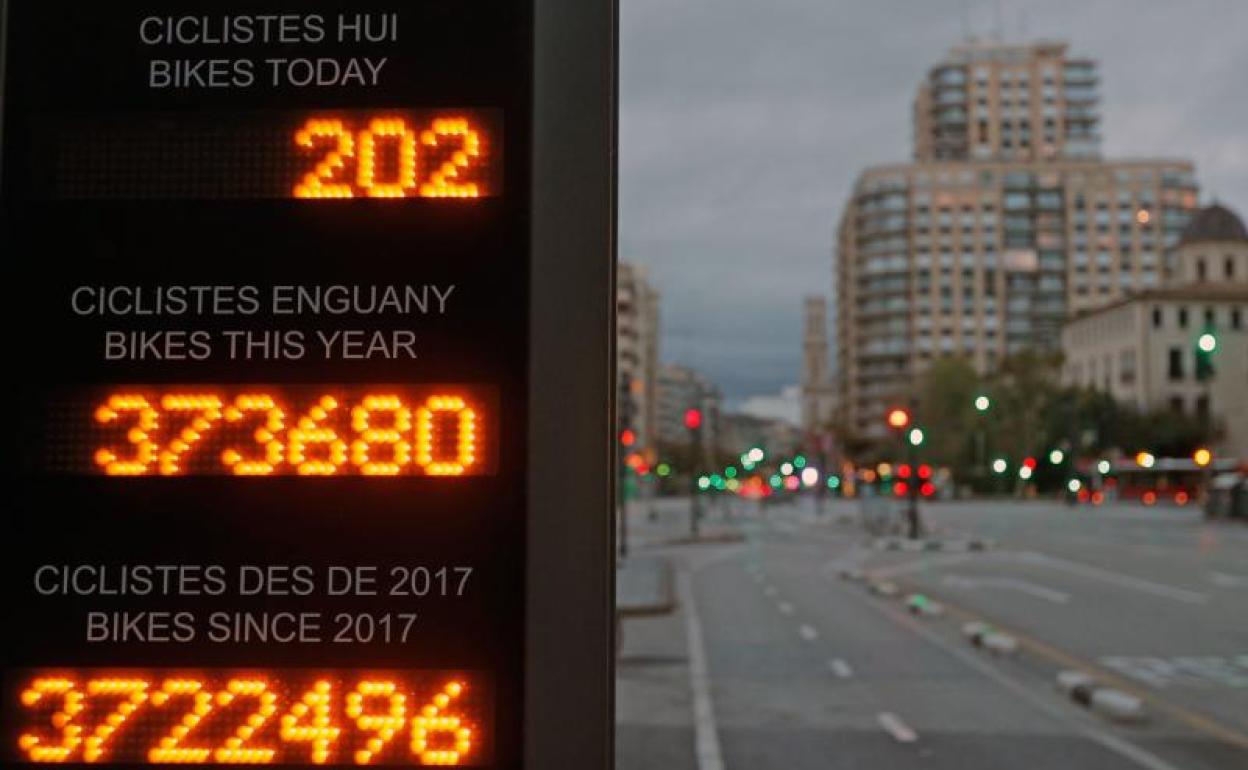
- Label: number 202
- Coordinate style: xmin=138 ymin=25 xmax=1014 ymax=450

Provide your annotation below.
xmin=293 ymin=116 xmax=484 ymax=199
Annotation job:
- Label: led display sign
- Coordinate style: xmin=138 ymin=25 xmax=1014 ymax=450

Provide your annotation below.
xmin=1 ymin=0 xmax=552 ymax=766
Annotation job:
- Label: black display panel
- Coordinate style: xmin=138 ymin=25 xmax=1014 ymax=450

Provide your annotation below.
xmin=1 ymin=1 xmax=532 ymax=767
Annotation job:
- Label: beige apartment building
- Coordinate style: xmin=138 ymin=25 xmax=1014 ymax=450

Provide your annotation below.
xmin=617 ymin=262 xmax=661 ymax=452
xmin=836 ymin=40 xmax=1199 ymax=439
xmin=1062 ymin=205 xmax=1248 ymax=459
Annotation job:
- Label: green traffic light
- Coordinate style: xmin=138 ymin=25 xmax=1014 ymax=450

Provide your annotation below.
xmin=794 ymin=455 xmax=807 ymax=469
xmin=725 ymin=466 xmax=738 ymax=479
xmin=1198 ymin=332 xmax=1217 ymax=353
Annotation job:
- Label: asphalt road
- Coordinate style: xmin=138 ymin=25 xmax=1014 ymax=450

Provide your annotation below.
xmin=615 ymin=495 xmax=1248 ymax=770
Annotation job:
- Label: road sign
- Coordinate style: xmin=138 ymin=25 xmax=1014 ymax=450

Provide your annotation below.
xmin=1 ymin=0 xmax=615 ymax=766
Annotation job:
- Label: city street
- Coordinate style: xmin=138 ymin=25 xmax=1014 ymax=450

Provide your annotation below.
xmin=616 ymin=496 xmax=1248 ymax=770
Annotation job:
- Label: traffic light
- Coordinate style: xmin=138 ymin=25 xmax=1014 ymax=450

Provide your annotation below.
xmin=620 ymin=429 xmax=636 ymax=447
xmin=886 ymin=407 xmax=911 ymax=430
xmin=684 ymin=408 xmax=703 ymax=430
xmin=1196 ymin=329 xmax=1217 ymax=381
xmin=908 ymin=428 xmax=925 ymax=446
xmin=974 ymin=394 xmax=991 ymax=412
xmin=1193 ymin=447 xmax=1213 ymax=468
xmin=1135 ymin=451 xmax=1156 ymax=469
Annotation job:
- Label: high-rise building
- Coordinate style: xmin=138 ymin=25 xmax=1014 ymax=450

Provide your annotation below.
xmin=617 ymin=262 xmax=661 ymax=452
xmin=836 ymin=40 xmax=1199 ymax=439
xmin=800 ymin=296 xmax=837 ymax=436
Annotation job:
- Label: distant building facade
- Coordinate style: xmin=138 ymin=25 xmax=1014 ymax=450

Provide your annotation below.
xmin=720 ymin=413 xmax=801 ymax=460
xmin=800 ymin=296 xmax=837 ymax=435
xmin=617 ymin=262 xmax=660 ymax=452
xmin=836 ymin=40 xmax=1198 ymax=439
xmin=1061 ymin=205 xmax=1248 ymax=459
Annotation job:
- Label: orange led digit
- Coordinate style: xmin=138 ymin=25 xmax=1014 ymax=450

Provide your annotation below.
xmin=147 ymin=679 xmax=214 ymax=764
xmin=344 ymin=681 xmax=406 ymax=765
xmin=350 ymin=395 xmax=413 ymax=476
xmin=82 ymin=679 xmax=150 ymax=763
xmin=278 ymin=681 xmax=340 ymax=765
xmin=410 ymin=681 xmax=472 ymax=766
xmin=416 ymin=396 xmax=478 ymax=476
xmin=418 ymin=118 xmax=483 ymax=199
xmin=357 ymin=118 xmax=418 ymax=198
xmin=288 ymin=396 xmax=349 ymax=476
xmin=158 ymin=395 xmax=224 ymax=476
xmin=222 ymin=395 xmax=288 ymax=476
xmin=93 ymin=395 xmax=159 ymax=476
xmin=18 ymin=678 xmax=83 ymax=763
xmin=293 ymin=120 xmax=356 ymax=199
xmin=212 ymin=680 xmax=278 ymax=764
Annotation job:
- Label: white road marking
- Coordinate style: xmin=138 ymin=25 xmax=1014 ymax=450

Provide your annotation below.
xmin=678 ymin=571 xmax=724 ymax=770
xmin=877 ymin=712 xmax=918 ymax=743
xmin=1208 ymin=572 xmax=1248 ymax=588
xmin=838 ymin=583 xmax=1183 ymax=770
xmin=867 ymin=553 xmax=970 ymax=579
xmin=1016 ymin=551 xmax=1208 ymax=605
xmin=777 ymin=601 xmax=794 ymax=615
xmin=942 ymin=574 xmax=1071 ymax=604
xmin=799 ymin=624 xmax=818 ymax=641
xmin=829 ymin=659 xmax=854 ymax=679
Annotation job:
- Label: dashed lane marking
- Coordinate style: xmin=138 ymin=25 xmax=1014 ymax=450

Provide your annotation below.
xmin=877 ymin=712 xmax=918 ymax=743
xmin=830 ymin=659 xmax=854 ymax=679
xmin=799 ymin=624 xmax=818 ymax=641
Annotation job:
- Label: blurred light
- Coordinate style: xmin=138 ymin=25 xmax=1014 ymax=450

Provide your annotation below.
xmin=1193 ymin=447 xmax=1213 ymax=468
xmin=992 ymin=458 xmax=1008 ymax=474
xmin=1019 ymin=466 xmax=1034 ymax=480
xmin=974 ymin=395 xmax=991 ymax=412
xmin=861 ymin=469 xmax=877 ymax=483
xmin=747 ymin=447 xmax=765 ymax=463
xmin=1197 ymin=333 xmax=1217 ymax=353
xmin=1067 ymin=478 xmax=1082 ymax=493
xmin=1097 ymin=459 xmax=1112 ymax=475
xmin=877 ymin=462 xmax=893 ymax=479
xmin=1049 ymin=449 xmax=1065 ymax=465
xmin=620 ymin=429 xmax=636 ymax=447
xmin=1135 ymin=451 xmax=1156 ymax=469
xmin=920 ymin=481 xmax=936 ymax=498
xmin=710 ymin=474 xmax=725 ymax=490
xmin=656 ymin=463 xmax=672 ymax=477
xmin=886 ymin=408 xmax=911 ymax=429
xmin=1023 ymin=456 xmax=1038 ymax=470
xmin=769 ymin=474 xmax=783 ymax=489
xmin=892 ymin=481 xmax=908 ymax=498
xmin=794 ymin=455 xmax=807 ymax=469
xmin=1142 ymin=490 xmax=1157 ymax=506
xmin=897 ymin=464 xmax=912 ymax=479
xmin=697 ymin=476 xmax=710 ymax=491
xmin=683 ymin=409 xmax=702 ymax=430
xmin=724 ymin=466 xmax=738 ymax=479
xmin=1135 ymin=209 xmax=1151 ymax=224
xmin=918 ymin=464 xmax=933 ymax=480
xmin=726 ymin=478 xmax=740 ymax=492
xmin=1091 ymin=491 xmax=1104 ymax=505
xmin=800 ymin=467 xmax=819 ymax=487
xmin=784 ymin=475 xmax=800 ymax=491
xmin=780 ymin=462 xmax=794 ymax=476
xmin=1174 ymin=490 xmax=1190 ymax=506
xmin=742 ymin=460 xmax=756 ymax=471
xmin=908 ymin=428 xmax=925 ymax=447
xmin=827 ymin=475 xmax=841 ymax=490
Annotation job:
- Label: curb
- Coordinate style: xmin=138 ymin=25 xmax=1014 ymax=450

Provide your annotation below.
xmin=873 ymin=537 xmax=995 ymax=553
xmin=1057 ymin=670 xmax=1147 ymax=723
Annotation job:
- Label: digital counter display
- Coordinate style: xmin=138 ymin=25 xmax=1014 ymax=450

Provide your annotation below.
xmin=41 ymin=386 xmax=496 ymax=477
xmin=35 ymin=110 xmax=501 ymax=200
xmin=8 ymin=669 xmax=491 ymax=765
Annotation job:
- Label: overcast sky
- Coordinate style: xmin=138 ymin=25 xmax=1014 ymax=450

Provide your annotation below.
xmin=620 ymin=0 xmax=1248 ymax=404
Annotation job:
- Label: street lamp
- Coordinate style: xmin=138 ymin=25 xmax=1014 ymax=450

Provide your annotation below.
xmin=1135 ymin=451 xmax=1156 ymax=469
xmin=1097 ymin=459 xmax=1112 ymax=475
xmin=992 ymin=458 xmax=1008 ymax=474
xmin=974 ymin=395 xmax=991 ymax=412
xmin=1048 ymin=449 xmax=1065 ymax=465
xmin=908 ymin=428 xmax=925 ymax=447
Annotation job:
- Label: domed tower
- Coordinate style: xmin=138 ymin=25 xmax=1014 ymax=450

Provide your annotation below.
xmin=1170 ymin=203 xmax=1248 ymax=286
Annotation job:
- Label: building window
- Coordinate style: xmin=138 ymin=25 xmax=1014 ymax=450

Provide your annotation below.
xmin=1152 ymin=307 xmax=1163 ymax=328
xmin=1169 ymin=396 xmax=1184 ymax=414
xmin=1233 ymin=308 xmax=1243 ymax=330
xmin=1120 ymin=349 xmax=1136 ymax=385
xmin=1168 ymin=347 xmax=1184 ymax=381
xmin=1227 ymin=257 xmax=1236 ymax=280
xmin=1178 ymin=307 xmax=1188 ymax=328
xmin=1197 ymin=259 xmax=1207 ymax=281
xmin=1197 ymin=395 xmax=1210 ymax=420
xmin=1205 ymin=307 xmax=1215 ymax=326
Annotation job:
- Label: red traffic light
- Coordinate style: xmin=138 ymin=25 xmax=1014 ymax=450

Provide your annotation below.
xmin=1023 ymin=457 xmax=1038 ymax=470
xmin=620 ymin=429 xmax=636 ymax=447
xmin=892 ymin=481 xmax=909 ymax=498
xmin=897 ymin=464 xmax=913 ymax=479
xmin=886 ymin=408 xmax=911 ymax=430
xmin=920 ymin=481 xmax=936 ymax=498
xmin=684 ymin=408 xmax=703 ymax=430
xmin=918 ymin=464 xmax=933 ymax=480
